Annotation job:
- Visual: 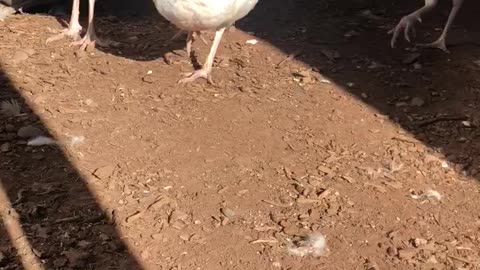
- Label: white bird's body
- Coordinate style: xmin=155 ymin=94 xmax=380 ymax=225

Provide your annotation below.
xmin=153 ymin=0 xmax=258 ymax=84
xmin=154 ymin=0 xmax=257 ymax=30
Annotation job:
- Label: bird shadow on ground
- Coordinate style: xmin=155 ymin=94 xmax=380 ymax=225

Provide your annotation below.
xmin=0 ymin=66 xmax=142 ymax=269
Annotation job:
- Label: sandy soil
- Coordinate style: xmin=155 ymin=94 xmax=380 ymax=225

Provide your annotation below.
xmin=1 ymin=0 xmax=480 ymax=269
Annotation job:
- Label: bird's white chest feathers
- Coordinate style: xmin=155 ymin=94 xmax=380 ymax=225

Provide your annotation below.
xmin=153 ymin=0 xmax=258 ymax=31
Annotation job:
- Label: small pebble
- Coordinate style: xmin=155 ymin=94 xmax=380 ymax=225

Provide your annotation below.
xmin=17 ymin=125 xmax=43 ymax=139
xmin=221 ymin=208 xmax=236 ymax=218
xmin=0 ymin=142 xmax=10 ymax=152
xmin=410 ymin=97 xmax=425 ymax=107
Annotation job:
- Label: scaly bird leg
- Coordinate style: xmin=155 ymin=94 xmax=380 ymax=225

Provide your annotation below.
xmin=184 ymin=31 xmax=209 ymax=57
xmin=46 ymin=0 xmax=82 ymax=43
xmin=178 ymin=27 xmax=226 ymax=85
xmin=166 ymin=30 xmax=208 ymax=47
xmin=389 ymin=0 xmax=439 ymax=48
xmin=71 ymin=0 xmax=119 ymax=51
xmin=417 ymin=0 xmax=464 ymax=53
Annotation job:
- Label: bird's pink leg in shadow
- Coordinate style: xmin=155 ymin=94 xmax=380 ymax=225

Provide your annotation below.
xmin=178 ymin=27 xmax=225 ymax=85
xmin=46 ymin=0 xmax=82 ymax=43
xmin=71 ymin=0 xmax=119 ymax=51
xmin=417 ymin=0 xmax=464 ymax=53
xmin=165 ymin=30 xmax=208 ymax=57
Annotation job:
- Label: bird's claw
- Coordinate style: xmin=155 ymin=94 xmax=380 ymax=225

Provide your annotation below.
xmin=417 ymin=38 xmax=450 ymax=53
xmin=177 ymin=69 xmax=215 ymax=85
xmin=70 ymin=34 xmax=119 ymax=51
xmin=389 ymin=14 xmax=422 ymax=48
xmin=46 ymin=27 xmax=82 ymax=44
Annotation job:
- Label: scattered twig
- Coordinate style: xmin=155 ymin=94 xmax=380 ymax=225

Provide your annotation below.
xmin=253 ymin=226 xmax=280 ymax=232
xmin=276 ymin=49 xmax=303 ymax=68
xmin=54 ymin=214 xmax=104 ymax=224
xmin=296 ymin=198 xmax=323 ymax=204
xmin=250 ymin=239 xmax=279 ymax=244
xmin=392 ymin=136 xmax=418 ymax=144
xmin=261 ymin=199 xmax=290 ymax=208
xmin=448 ymin=255 xmax=472 ymax=265
xmin=416 ymin=116 xmax=468 ymax=128
xmin=11 ymin=189 xmax=26 ymax=205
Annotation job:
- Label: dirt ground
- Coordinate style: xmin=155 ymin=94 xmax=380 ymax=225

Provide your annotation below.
xmin=1 ymin=0 xmax=480 ymax=269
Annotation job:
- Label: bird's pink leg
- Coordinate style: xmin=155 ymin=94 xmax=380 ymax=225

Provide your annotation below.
xmin=71 ymin=0 xmax=118 ymax=51
xmin=194 ymin=31 xmax=209 ymax=46
xmin=389 ymin=0 xmax=439 ymax=48
xmin=417 ymin=0 xmax=464 ymax=53
xmin=186 ymin=31 xmax=194 ymax=57
xmin=46 ymin=0 xmax=82 ymax=43
xmin=178 ymin=28 xmax=225 ymax=85
xmin=164 ymin=30 xmax=209 ymax=60
xmin=184 ymin=31 xmax=208 ymax=57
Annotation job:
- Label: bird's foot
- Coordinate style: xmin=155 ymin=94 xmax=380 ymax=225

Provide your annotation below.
xmin=388 ymin=14 xmax=422 ymax=48
xmin=70 ymin=32 xmax=119 ymax=51
xmin=46 ymin=25 xmax=82 ymax=44
xmin=417 ymin=38 xmax=450 ymax=53
xmin=177 ymin=68 xmax=214 ymax=85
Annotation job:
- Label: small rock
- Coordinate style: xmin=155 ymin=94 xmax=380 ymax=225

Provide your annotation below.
xmin=82 ymin=99 xmax=98 ymax=107
xmin=150 ymin=233 xmax=163 ymax=240
xmin=365 ymin=259 xmax=380 ymax=270
xmin=413 ymin=238 xmax=428 ymax=248
xmin=1 ymin=142 xmax=11 ymax=152
xmin=221 ymin=208 xmax=236 ymax=218
xmin=272 ymin=262 xmax=281 ymax=268
xmin=426 ymin=255 xmax=438 ymax=264
xmin=93 ymin=165 xmax=115 ymax=179
xmin=189 ymin=234 xmax=207 ymax=244
xmin=17 ymin=126 xmax=43 ymax=139
xmin=179 ymin=234 xmax=190 ymax=241
xmin=402 ymin=53 xmax=421 ymax=65
xmin=142 ymin=75 xmax=156 ymax=84
xmin=410 ymin=97 xmax=425 ymax=107
xmin=387 ymin=246 xmax=398 ymax=257
xmin=140 ymin=250 xmax=150 ymax=260
xmin=99 ymin=233 xmax=111 ymax=241
xmin=77 ymin=240 xmax=93 ymax=249
xmin=413 ymin=62 xmax=422 ymax=70
xmin=398 ymin=248 xmax=417 ymax=260
xmin=24 ymin=48 xmax=37 ymax=56
xmin=11 ymin=50 xmax=29 ymax=64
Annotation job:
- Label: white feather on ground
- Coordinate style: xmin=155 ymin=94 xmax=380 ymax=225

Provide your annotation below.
xmin=287 ymin=232 xmax=328 ymax=257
